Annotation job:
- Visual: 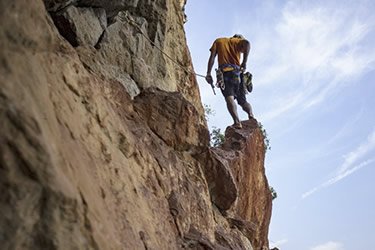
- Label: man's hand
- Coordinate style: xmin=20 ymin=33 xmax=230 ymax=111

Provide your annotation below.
xmin=206 ymin=74 xmax=213 ymax=84
xmin=240 ymin=62 xmax=247 ymax=71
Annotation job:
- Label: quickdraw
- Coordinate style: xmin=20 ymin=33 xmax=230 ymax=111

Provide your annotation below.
xmin=215 ymin=68 xmax=225 ymax=90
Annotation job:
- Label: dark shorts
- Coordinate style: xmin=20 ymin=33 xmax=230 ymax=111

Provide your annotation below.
xmin=221 ymin=71 xmax=247 ymax=105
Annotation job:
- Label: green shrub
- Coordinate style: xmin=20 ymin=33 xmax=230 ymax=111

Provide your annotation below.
xmin=203 ymin=104 xmax=215 ymax=122
xmin=270 ymin=186 xmax=277 ymax=200
xmin=210 ymin=126 xmax=225 ymax=147
xmin=258 ymin=122 xmax=271 ymax=153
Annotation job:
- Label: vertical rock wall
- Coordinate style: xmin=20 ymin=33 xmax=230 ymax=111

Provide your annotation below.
xmin=45 ymin=0 xmax=203 ymax=115
xmin=197 ymin=120 xmax=272 ymax=250
xmin=0 ymin=0 xmax=272 ymax=249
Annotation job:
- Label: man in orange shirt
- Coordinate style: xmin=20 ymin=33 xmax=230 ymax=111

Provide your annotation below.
xmin=206 ymin=34 xmax=253 ymax=128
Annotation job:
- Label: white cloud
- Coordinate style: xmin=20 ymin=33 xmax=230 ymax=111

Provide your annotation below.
xmin=339 ymin=126 xmax=375 ymax=174
xmin=248 ymin=2 xmax=375 ymax=122
xmin=302 ymin=158 xmax=375 ymax=199
xmin=258 ymin=91 xmax=305 ymax=122
xmin=327 ymin=159 xmax=374 ymax=185
xmin=302 ymin=125 xmax=375 ymax=199
xmin=310 ymin=241 xmax=344 ymax=250
xmin=301 ymin=186 xmax=319 ymax=199
xmin=275 ymin=2 xmax=373 ymax=77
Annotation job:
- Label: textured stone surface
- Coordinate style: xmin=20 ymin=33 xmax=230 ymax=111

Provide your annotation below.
xmin=196 ymin=120 xmax=272 ymax=249
xmin=133 ymin=88 xmax=209 ymax=153
xmin=43 ymin=0 xmax=76 ymax=12
xmin=0 ymin=0 xmax=272 ymax=249
xmin=218 ymin=120 xmax=273 ymax=250
xmin=53 ymin=6 xmax=107 ymax=47
xmin=45 ymin=0 xmax=202 ymax=116
xmin=197 ymin=149 xmax=238 ymax=211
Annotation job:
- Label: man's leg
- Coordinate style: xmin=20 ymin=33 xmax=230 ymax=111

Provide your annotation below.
xmin=240 ymin=101 xmax=254 ymax=119
xmin=236 ymin=84 xmax=254 ymax=120
xmin=225 ymin=96 xmax=241 ymax=126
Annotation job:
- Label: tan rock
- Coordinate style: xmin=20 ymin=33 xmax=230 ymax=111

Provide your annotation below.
xmin=0 ymin=0 xmax=272 ymax=249
xmin=53 ymin=6 xmax=107 ymax=47
xmin=133 ymin=88 xmax=209 ymax=153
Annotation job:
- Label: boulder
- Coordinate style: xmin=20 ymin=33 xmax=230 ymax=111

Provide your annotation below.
xmin=53 ymin=6 xmax=107 ymax=47
xmin=133 ymin=87 xmax=209 ymax=153
xmin=196 ymin=149 xmax=238 ymax=211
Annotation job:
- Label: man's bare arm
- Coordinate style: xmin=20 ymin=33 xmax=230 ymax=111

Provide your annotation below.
xmin=206 ymin=49 xmax=217 ymax=84
xmin=241 ymin=40 xmax=250 ymax=70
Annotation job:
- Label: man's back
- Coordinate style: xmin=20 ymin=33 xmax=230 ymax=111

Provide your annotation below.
xmin=210 ymin=37 xmax=244 ymax=68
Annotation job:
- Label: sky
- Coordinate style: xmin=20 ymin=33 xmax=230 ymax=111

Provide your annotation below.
xmin=184 ymin=1 xmax=375 ymax=249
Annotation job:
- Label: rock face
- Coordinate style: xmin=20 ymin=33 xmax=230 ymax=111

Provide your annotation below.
xmin=53 ymin=6 xmax=107 ymax=47
xmin=0 ymin=0 xmax=272 ymax=250
xmin=197 ymin=120 xmax=272 ymax=249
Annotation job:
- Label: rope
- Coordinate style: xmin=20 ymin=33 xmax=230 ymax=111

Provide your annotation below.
xmin=120 ymin=12 xmax=206 ymax=79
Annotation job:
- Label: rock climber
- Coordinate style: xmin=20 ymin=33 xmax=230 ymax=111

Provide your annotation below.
xmin=205 ymin=34 xmax=253 ymax=128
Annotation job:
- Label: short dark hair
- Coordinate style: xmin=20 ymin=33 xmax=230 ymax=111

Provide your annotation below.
xmin=233 ymin=34 xmax=244 ymax=39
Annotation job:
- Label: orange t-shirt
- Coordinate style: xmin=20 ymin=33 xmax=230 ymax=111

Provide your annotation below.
xmin=210 ymin=37 xmax=243 ymax=71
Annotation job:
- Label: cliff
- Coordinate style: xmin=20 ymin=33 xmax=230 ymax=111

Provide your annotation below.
xmin=0 ymin=0 xmax=272 ymax=249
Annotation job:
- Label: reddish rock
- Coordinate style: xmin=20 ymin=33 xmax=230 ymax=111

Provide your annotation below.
xmin=220 ymin=120 xmax=273 ymax=249
xmin=196 ymin=148 xmax=238 ymax=211
xmin=197 ymin=119 xmax=272 ymax=249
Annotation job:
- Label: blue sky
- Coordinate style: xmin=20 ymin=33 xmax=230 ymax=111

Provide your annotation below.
xmin=184 ymin=1 xmax=375 ymax=249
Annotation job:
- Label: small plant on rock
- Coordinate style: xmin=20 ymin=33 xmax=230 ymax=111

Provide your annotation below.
xmin=203 ymin=104 xmax=215 ymax=122
xmin=258 ymin=122 xmax=271 ymax=153
xmin=210 ymin=126 xmax=225 ymax=147
xmin=270 ymin=186 xmax=277 ymax=201
xmin=203 ymin=104 xmax=225 ymax=147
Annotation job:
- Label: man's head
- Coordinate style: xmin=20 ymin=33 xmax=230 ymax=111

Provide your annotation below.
xmin=232 ymin=34 xmax=248 ymax=51
xmin=233 ymin=34 xmax=244 ymax=39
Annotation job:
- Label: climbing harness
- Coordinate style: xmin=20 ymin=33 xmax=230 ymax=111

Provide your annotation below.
xmin=219 ymin=63 xmax=241 ymax=72
xmin=219 ymin=64 xmax=241 ymax=85
xmin=216 ymin=64 xmax=240 ymax=91
xmin=218 ymin=64 xmax=253 ymax=94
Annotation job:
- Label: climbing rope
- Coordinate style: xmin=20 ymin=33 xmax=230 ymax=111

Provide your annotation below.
xmin=119 ymin=12 xmax=206 ymax=78
xmin=119 ymin=12 xmax=215 ymax=94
